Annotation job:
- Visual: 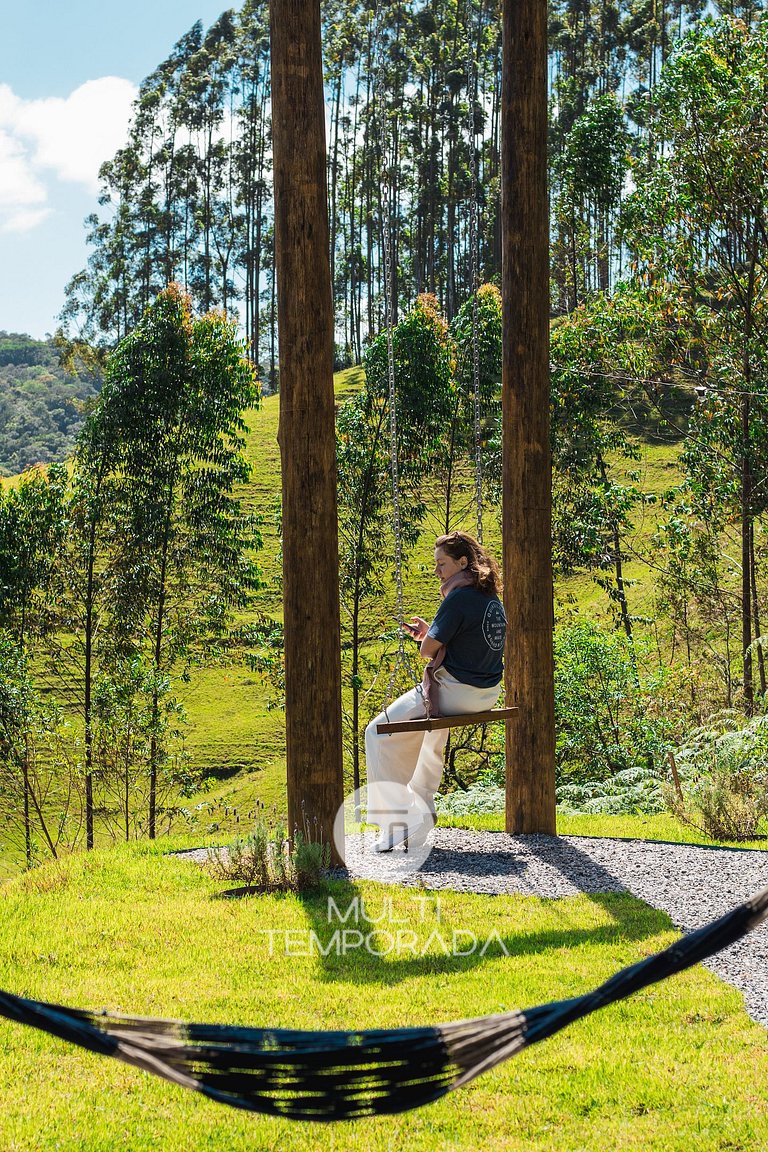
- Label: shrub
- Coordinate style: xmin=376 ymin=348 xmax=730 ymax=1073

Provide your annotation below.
xmin=554 ymin=620 xmax=673 ymax=783
xmin=666 ymin=713 xmax=768 ymax=841
xmin=292 ymin=831 xmax=330 ymax=889
xmin=434 ymin=785 xmax=505 ymax=816
xmin=434 ymin=770 xmax=667 ymax=818
xmin=206 ymin=817 xmax=329 ymax=892
xmin=556 ymin=765 xmax=665 ymax=815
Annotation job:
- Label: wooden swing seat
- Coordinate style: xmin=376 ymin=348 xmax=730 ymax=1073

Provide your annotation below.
xmin=377 ymin=706 xmax=518 ymax=735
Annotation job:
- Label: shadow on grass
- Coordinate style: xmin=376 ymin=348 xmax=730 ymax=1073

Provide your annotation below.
xmin=290 ymin=833 xmax=670 ymax=988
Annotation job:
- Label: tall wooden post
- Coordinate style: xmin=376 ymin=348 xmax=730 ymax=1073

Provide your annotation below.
xmin=270 ymin=0 xmax=344 ymax=853
xmin=501 ymin=0 xmax=557 ymax=834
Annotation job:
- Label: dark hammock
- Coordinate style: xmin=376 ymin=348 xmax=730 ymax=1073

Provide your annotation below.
xmin=1 ymin=884 xmax=766 ymax=1122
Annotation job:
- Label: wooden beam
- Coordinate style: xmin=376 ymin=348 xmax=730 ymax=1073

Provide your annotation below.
xmin=270 ymin=0 xmax=344 ymax=857
xmin=376 ymin=707 xmax=519 ymax=735
xmin=501 ymin=0 xmax=557 ymax=834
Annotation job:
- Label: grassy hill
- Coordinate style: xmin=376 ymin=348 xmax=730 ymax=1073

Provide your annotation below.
xmin=177 ymin=370 xmax=687 ymax=830
xmin=0 ymin=362 xmax=695 ymax=860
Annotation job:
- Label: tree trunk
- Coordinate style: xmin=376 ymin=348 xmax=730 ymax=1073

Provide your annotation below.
xmin=750 ymin=521 xmax=766 ymax=696
xmin=22 ymin=745 xmax=31 ymax=869
xmin=742 ymin=241 xmax=756 ymax=714
xmin=501 ymin=0 xmax=556 ymax=835
xmin=84 ymin=515 xmax=96 ymax=850
xmin=270 ymin=0 xmax=344 ymax=858
xmin=597 ymin=454 xmax=634 ymax=645
xmin=148 ymin=541 xmax=169 ymax=841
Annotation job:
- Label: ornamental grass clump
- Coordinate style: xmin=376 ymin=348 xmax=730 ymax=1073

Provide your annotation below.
xmin=666 ymin=713 xmax=768 ymax=841
xmin=206 ymin=816 xmax=329 ymax=892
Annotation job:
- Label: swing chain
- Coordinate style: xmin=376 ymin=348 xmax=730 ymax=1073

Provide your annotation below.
xmin=373 ymin=15 xmax=420 ymax=699
xmin=466 ymin=0 xmax=484 ymax=544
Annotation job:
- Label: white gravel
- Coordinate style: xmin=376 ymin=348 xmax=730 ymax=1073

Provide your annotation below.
xmin=340 ymin=828 xmax=768 ymax=1028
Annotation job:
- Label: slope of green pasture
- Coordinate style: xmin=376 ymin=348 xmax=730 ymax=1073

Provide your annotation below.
xmin=173 ymin=366 xmax=377 ymax=820
xmin=555 ymin=438 xmax=683 ymax=625
xmin=1 ymin=844 xmax=767 ymax=1152
xmin=0 ymin=367 xmax=692 ymax=858
xmin=183 ymin=373 xmax=688 ymax=819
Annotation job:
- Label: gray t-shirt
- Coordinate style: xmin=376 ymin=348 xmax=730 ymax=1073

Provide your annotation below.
xmin=427 ymin=587 xmax=506 ymax=687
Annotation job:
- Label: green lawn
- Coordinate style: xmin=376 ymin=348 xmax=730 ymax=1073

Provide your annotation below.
xmin=439 ymin=810 xmax=768 ymax=851
xmin=1 ymin=842 xmax=767 ymax=1151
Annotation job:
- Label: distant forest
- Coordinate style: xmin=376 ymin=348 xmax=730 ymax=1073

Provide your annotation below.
xmin=0 ymin=334 xmax=100 ymax=477
xmin=59 ymin=0 xmax=733 ymax=377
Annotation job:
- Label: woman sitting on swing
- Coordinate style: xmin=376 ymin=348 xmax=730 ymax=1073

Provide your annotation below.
xmin=365 ymin=530 xmax=506 ymax=852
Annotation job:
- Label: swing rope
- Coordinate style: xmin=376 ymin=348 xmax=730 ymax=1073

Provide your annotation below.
xmin=373 ymin=13 xmax=421 ymax=704
xmin=1 ymin=883 xmax=767 ymax=1121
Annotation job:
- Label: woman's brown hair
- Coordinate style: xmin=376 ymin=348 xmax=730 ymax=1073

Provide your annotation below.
xmin=434 ymin=531 xmax=502 ymax=596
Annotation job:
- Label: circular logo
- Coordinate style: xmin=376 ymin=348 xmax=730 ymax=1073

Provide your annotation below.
xmin=332 ymin=783 xmax=435 ymax=880
xmin=482 ymin=599 xmax=506 ymax=651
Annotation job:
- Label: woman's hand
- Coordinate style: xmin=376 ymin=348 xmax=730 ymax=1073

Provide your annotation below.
xmin=408 ymin=616 xmax=430 ymax=642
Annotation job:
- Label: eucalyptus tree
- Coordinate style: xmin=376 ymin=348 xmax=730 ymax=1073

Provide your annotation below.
xmin=49 ymin=419 xmax=122 ymax=849
xmin=552 ymin=93 xmax=630 ymax=308
xmin=234 ymin=0 xmax=272 ymax=364
xmin=623 ymin=15 xmax=768 ymax=710
xmin=133 ymin=21 xmax=207 ymax=291
xmin=177 ymin=13 xmax=239 ymax=314
xmin=91 ymin=285 xmax=262 ymax=836
xmin=440 ymin=283 xmax=503 ymax=534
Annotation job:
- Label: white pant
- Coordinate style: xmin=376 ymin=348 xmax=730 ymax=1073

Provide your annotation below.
xmin=364 ymin=668 xmax=501 ymax=827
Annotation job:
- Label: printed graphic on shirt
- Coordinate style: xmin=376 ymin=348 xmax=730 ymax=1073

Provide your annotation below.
xmin=482 ymin=599 xmax=506 ymax=651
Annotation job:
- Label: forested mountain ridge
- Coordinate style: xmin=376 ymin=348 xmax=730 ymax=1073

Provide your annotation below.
xmin=0 ymin=332 xmax=100 ymax=476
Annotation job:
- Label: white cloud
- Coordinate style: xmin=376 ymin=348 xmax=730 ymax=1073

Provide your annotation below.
xmin=0 ymin=78 xmax=137 ymax=234
xmin=0 ymin=125 xmax=49 ymax=233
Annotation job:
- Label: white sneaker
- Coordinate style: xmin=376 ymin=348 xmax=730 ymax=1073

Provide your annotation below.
xmin=372 ymin=824 xmax=409 ymax=853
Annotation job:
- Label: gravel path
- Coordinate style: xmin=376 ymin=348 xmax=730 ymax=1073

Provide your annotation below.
xmin=178 ymin=830 xmax=768 ymax=1028
xmin=344 ymin=829 xmax=768 ymax=1027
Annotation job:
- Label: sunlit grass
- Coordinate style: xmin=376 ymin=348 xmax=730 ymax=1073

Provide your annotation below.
xmin=436 ymin=809 xmax=768 ymax=851
xmin=0 ymin=843 xmax=766 ymax=1151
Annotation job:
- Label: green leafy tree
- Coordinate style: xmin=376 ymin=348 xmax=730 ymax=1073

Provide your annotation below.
xmin=443 ymin=283 xmax=503 ymax=531
xmin=0 ymin=466 xmax=66 ymax=645
xmin=0 ymin=467 xmax=67 ymax=862
xmin=91 ymin=656 xmax=191 ymax=842
xmin=48 ymin=424 xmax=123 ymax=849
xmin=623 ymin=15 xmax=768 ymax=711
xmin=554 ymin=619 xmax=674 ymax=782
xmin=88 ymin=284 xmax=261 ymax=836
xmin=550 ymin=296 xmax=648 ymax=639
xmin=0 ymin=632 xmax=80 ymax=869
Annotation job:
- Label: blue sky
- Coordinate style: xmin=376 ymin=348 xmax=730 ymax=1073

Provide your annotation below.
xmin=0 ymin=0 xmax=233 ymax=340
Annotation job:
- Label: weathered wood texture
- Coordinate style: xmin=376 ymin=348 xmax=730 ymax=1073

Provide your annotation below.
xmin=501 ymin=0 xmax=557 ymax=834
xmin=377 ymin=708 xmax=518 ymax=735
xmin=270 ymin=0 xmax=344 ymax=856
